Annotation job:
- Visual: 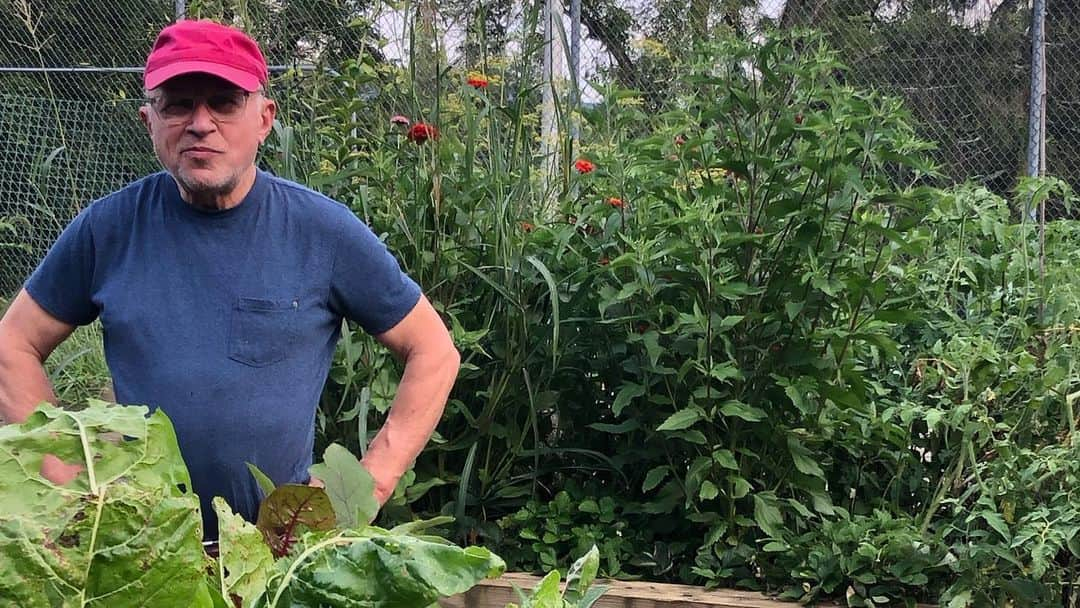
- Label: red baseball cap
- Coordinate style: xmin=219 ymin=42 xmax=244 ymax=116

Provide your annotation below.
xmin=144 ymin=19 xmax=269 ymax=92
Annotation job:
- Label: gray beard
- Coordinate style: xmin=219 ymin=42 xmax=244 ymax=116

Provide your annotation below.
xmin=174 ymin=169 xmax=240 ymax=210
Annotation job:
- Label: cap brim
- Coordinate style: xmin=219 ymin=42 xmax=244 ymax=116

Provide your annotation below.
xmin=144 ymin=60 xmax=262 ymax=91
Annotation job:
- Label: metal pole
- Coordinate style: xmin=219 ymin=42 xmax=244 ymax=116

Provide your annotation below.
xmin=175 ymin=0 xmax=186 ymax=20
xmin=570 ymin=0 xmax=581 ymax=142
xmin=1026 ymin=0 xmax=1047 ymax=182
xmin=540 ymin=0 xmax=557 ymax=199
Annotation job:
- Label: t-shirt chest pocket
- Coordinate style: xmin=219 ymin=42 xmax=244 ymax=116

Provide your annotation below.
xmin=228 ymin=296 xmax=300 ymax=367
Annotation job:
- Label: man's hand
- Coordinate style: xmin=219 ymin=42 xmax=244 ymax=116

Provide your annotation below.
xmin=307 ymin=475 xmax=324 ymax=488
xmin=40 ymin=454 xmax=83 ymax=486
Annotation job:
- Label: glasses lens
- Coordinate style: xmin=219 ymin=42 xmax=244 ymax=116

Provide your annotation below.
xmin=152 ymin=91 xmax=249 ymax=123
xmin=207 ymin=92 xmax=248 ymax=119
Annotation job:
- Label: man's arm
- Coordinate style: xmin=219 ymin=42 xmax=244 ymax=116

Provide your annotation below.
xmin=0 ymin=289 xmax=84 ymax=485
xmin=0 ymin=288 xmax=75 ymax=424
xmin=358 ymin=294 xmax=460 ymax=504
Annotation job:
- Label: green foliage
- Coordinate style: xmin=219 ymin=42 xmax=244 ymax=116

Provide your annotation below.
xmin=0 ymin=401 xmax=213 ymax=607
xmin=0 ymin=401 xmax=507 ymax=608
xmin=508 ymin=545 xmax=608 ymax=608
xmin=295 ymin=26 xmax=1080 ymax=606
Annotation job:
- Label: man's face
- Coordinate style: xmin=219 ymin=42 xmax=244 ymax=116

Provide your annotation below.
xmin=139 ymin=73 xmax=276 ymax=207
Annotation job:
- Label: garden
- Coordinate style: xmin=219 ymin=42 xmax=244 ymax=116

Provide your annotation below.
xmin=4 ymin=24 xmax=1080 ymax=608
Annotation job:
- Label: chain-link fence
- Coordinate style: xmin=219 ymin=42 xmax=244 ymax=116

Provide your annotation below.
xmin=0 ymin=0 xmax=1074 ymax=293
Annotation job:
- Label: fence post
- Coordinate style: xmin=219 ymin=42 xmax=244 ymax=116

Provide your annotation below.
xmin=570 ymin=0 xmax=581 ymax=142
xmin=540 ymin=0 xmax=559 ymax=208
xmin=175 ymin=0 xmax=186 ymax=20
xmin=1026 ymin=0 xmax=1047 ymax=185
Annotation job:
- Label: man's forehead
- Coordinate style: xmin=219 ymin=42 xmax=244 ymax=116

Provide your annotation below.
xmin=153 ymin=73 xmax=245 ymax=94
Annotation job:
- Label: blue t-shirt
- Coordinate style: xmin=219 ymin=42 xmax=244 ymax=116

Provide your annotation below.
xmin=25 ymin=169 xmax=421 ymax=539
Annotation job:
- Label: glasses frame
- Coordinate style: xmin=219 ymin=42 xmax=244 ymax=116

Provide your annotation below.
xmin=146 ymin=89 xmax=258 ymax=126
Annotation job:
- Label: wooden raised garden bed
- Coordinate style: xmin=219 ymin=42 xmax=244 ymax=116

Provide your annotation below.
xmin=441 ymin=573 xmax=845 ymax=608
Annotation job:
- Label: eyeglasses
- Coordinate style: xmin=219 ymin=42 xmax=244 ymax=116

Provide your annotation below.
xmin=147 ymin=90 xmax=255 ymax=124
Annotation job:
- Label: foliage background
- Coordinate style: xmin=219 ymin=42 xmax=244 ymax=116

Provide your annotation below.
xmin=3 ymin=1 xmax=1080 ymax=606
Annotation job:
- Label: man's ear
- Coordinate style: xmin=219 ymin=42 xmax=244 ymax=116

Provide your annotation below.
xmin=258 ymin=97 xmax=277 ymax=144
xmin=138 ymin=105 xmax=151 ymax=131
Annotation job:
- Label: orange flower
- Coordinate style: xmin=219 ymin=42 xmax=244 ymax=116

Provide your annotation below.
xmin=598 ymin=256 xmax=610 ymax=266
xmin=407 ymin=122 xmax=439 ymax=143
xmin=466 ymin=73 xmax=489 ymax=88
xmin=520 ymin=221 xmax=535 ymax=232
xmin=607 ymin=197 xmax=626 ymax=208
xmin=574 ymin=158 xmax=596 ymax=174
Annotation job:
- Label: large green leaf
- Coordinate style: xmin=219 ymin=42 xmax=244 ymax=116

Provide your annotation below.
xmin=307 ymin=443 xmax=378 ymax=528
xmin=264 ymin=532 xmax=506 ymax=607
xmin=0 ymin=401 xmax=209 ymax=607
xmin=215 ymin=497 xmax=275 ymax=607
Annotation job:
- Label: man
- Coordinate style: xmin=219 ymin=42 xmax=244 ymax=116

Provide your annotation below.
xmin=0 ymin=19 xmax=459 ymax=540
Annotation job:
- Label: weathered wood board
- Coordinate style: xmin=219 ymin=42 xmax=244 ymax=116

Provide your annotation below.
xmin=440 ymin=573 xmax=846 ymax=608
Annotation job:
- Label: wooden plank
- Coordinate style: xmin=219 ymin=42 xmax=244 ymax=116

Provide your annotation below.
xmin=440 ymin=573 xmax=841 ymax=608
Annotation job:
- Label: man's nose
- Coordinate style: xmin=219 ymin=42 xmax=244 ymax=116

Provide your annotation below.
xmin=185 ymin=101 xmax=217 ymax=135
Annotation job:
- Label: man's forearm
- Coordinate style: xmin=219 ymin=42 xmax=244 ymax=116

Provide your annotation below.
xmin=361 ymin=345 xmax=460 ymax=503
xmin=0 ymin=348 xmax=56 ymax=424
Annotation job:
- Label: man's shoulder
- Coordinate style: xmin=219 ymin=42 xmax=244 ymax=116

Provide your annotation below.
xmin=262 ymin=171 xmax=353 ymax=220
xmin=88 ymin=171 xmax=172 ymax=212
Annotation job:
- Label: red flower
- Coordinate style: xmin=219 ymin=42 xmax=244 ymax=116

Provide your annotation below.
xmin=674 ymin=134 xmax=686 ymax=145
xmin=466 ymin=73 xmax=489 ymax=88
xmin=794 ymin=112 xmax=804 ymax=125
xmin=520 ymin=221 xmax=535 ymax=232
xmin=407 ymin=122 xmax=439 ymax=143
xmin=607 ymin=197 xmax=626 ymax=208
xmin=390 ymin=114 xmax=411 ymax=126
xmin=635 ymin=321 xmax=650 ymax=334
xmin=598 ymin=256 xmax=610 ymax=266
xmin=574 ymin=158 xmax=596 ymax=174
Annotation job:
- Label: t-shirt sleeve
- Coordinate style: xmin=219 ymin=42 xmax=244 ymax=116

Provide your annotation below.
xmin=328 ymin=212 xmax=421 ymax=335
xmin=24 ymin=206 xmax=99 ymax=326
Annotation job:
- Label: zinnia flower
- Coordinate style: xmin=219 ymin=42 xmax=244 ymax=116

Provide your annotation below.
xmin=520 ymin=221 xmax=535 ymax=232
xmin=466 ymin=73 xmax=489 ymax=88
xmin=390 ymin=114 xmax=410 ymax=126
xmin=407 ymin=122 xmax=439 ymax=144
xmin=607 ymin=197 xmax=625 ymax=208
xmin=574 ymin=158 xmax=595 ymax=174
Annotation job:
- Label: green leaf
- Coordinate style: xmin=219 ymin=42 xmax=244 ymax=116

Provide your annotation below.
xmin=729 ymin=475 xmax=752 ymax=499
xmin=657 ymin=407 xmax=704 ymax=431
xmin=612 ymin=383 xmax=645 ymax=417
xmin=787 ymin=436 xmax=825 ymax=478
xmin=753 ymin=493 xmax=785 ymax=539
xmin=699 ymin=481 xmax=719 ymax=500
xmin=642 ymin=466 xmax=669 ymax=492
xmin=267 ymin=534 xmax=506 ymax=607
xmin=565 ymin=545 xmax=600 ymax=603
xmin=719 ymin=401 xmax=766 ymax=422
xmin=246 ymin=462 xmax=277 ymax=498
xmin=587 ymin=419 xmax=640 ymax=434
xmin=713 ymin=449 xmax=738 ymax=470
xmin=308 ymin=443 xmax=379 ymax=528
xmin=214 ymin=497 xmax=274 ymax=606
xmin=982 ymin=511 xmax=1011 ymax=541
xmin=0 ymin=402 xmax=208 ymax=608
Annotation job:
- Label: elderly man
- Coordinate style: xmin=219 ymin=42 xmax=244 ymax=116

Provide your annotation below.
xmin=0 ymin=20 xmax=459 ymax=539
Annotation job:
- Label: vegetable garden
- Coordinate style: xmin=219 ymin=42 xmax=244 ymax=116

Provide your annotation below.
xmin=5 ymin=26 xmax=1080 ymax=608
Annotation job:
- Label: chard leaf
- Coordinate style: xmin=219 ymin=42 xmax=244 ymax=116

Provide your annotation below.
xmin=307 ymin=443 xmax=378 ymax=528
xmin=215 ymin=497 xmax=274 ymax=607
xmin=0 ymin=401 xmax=210 ymax=608
xmin=267 ymin=533 xmax=506 ymax=607
xmin=256 ymin=485 xmax=336 ymax=558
